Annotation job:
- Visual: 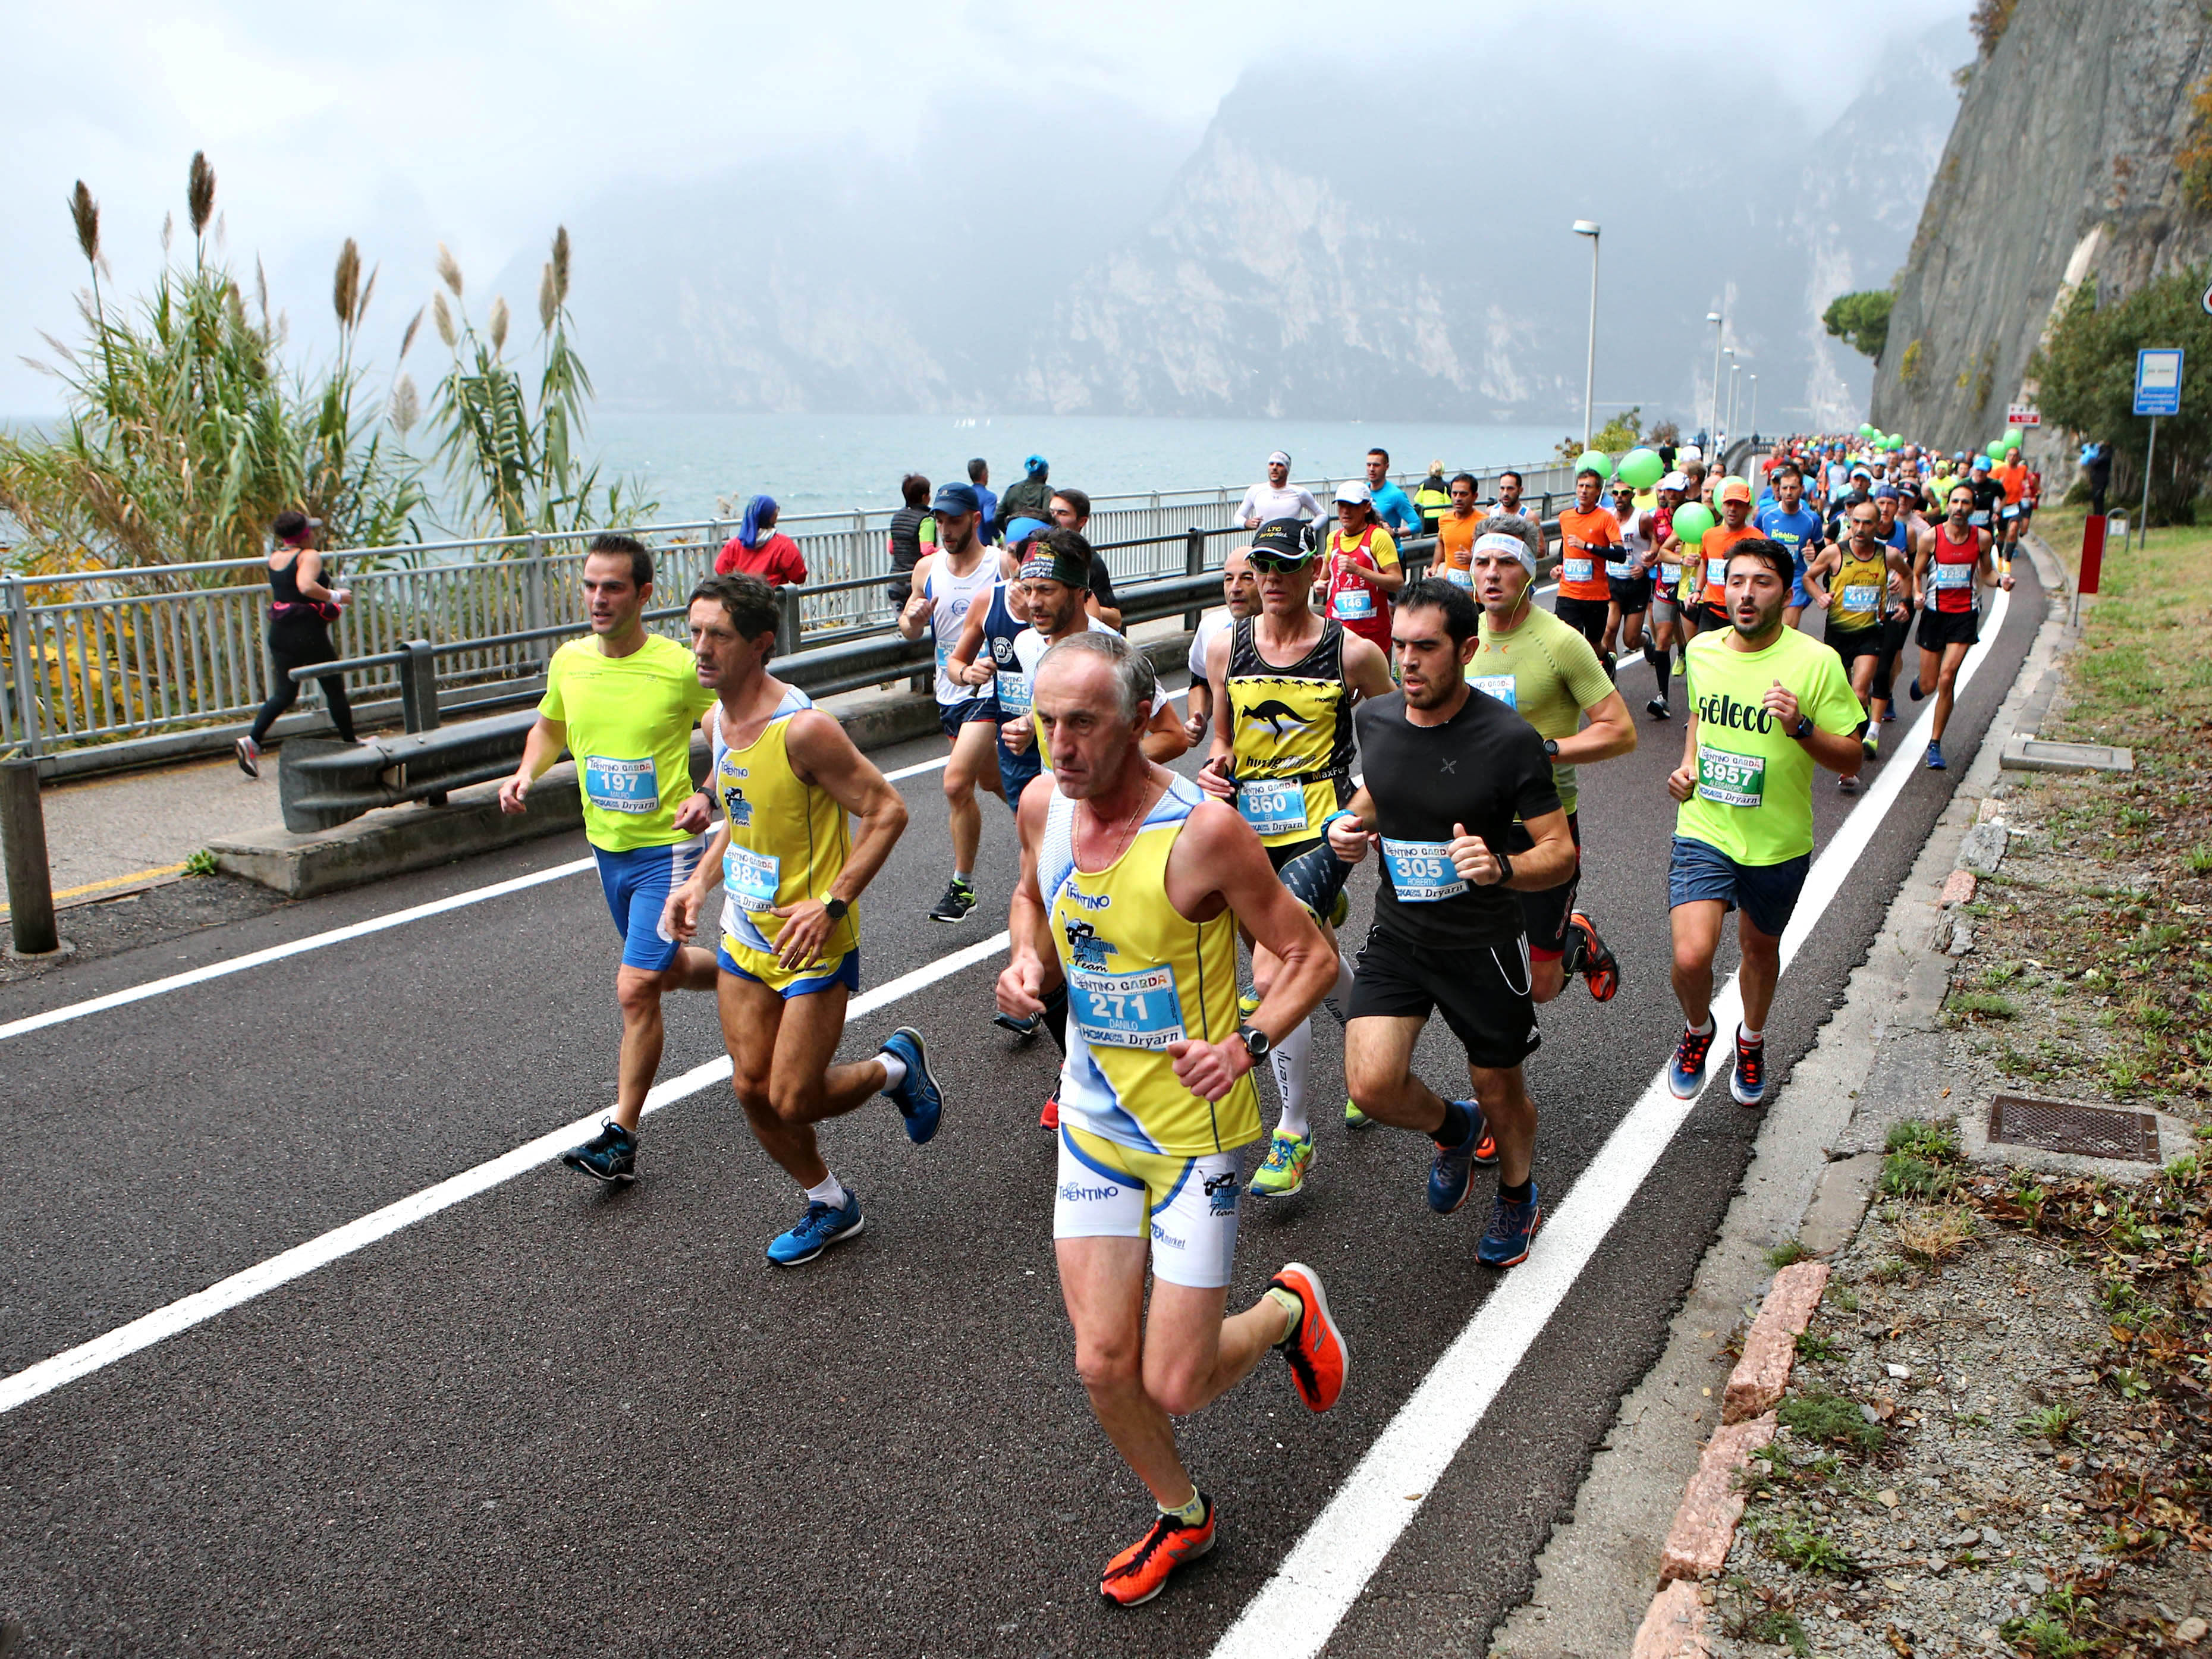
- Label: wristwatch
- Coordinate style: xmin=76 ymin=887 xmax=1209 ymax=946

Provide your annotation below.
xmin=1792 ymin=715 xmax=1814 ymax=741
xmin=1495 ymin=850 xmax=1516 ymax=885
xmin=1237 ymin=1024 xmax=1272 ymax=1062
xmin=1542 ymin=738 xmax=1561 ymax=759
xmin=822 ymin=896 xmax=850 ymax=922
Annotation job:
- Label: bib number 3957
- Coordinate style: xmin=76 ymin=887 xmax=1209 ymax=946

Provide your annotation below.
xmin=1696 ymin=745 xmax=1767 ymax=808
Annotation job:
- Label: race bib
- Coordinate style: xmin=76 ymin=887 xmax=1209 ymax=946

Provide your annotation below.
xmin=723 ymin=843 xmax=782 ymax=913
xmin=1471 ymin=673 xmax=1519 ymax=709
xmin=1696 ymin=745 xmax=1767 ymax=808
xmin=1071 ymin=964 xmax=1186 ymax=1050
xmin=1605 ymin=557 xmax=1635 ymax=579
xmin=1840 ymin=583 xmax=1881 ymax=613
xmin=1332 ymin=587 xmax=1375 ymax=619
xmin=1562 ymin=556 xmax=1594 ymax=584
xmin=1706 ymin=555 xmax=1729 ymax=589
xmin=995 ymin=668 xmax=1032 ymax=715
xmin=1968 ymin=510 xmax=1990 ymax=527
xmin=583 ymin=755 xmax=658 ymax=815
xmin=1659 ymin=562 xmax=1681 ymax=586
xmin=2002 ymin=504 xmax=2020 ymax=520
xmin=1445 ymin=563 xmax=1473 ymax=589
xmin=1934 ymin=561 xmax=1972 ymax=587
xmin=1237 ymin=780 xmax=1309 ymax=838
xmin=1380 ymin=837 xmax=1467 ymax=903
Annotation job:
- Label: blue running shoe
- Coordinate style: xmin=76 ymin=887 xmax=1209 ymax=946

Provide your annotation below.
xmin=1478 ymin=1183 xmax=1542 ymax=1268
xmin=1925 ymin=740 xmax=1946 ymax=771
xmin=560 ymin=1120 xmax=636 ymax=1184
xmin=1909 ymin=675 xmax=1925 ymax=702
xmin=1427 ymin=1103 xmax=1487 ymax=1215
xmin=879 ymin=1027 xmax=943 ymax=1145
xmin=766 ymin=1192 xmax=865 ymax=1265
xmin=1881 ymin=704 xmax=1896 ymax=722
xmin=1667 ymin=1023 xmax=1717 ymax=1101
xmin=1730 ymin=1030 xmax=1767 ymax=1107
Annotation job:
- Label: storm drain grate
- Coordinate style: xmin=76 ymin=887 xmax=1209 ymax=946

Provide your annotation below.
xmin=1987 ymin=1095 xmax=2160 ymax=1162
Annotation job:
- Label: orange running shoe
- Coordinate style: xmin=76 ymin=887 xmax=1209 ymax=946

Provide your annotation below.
xmin=1567 ymin=912 xmax=1619 ymax=1002
xmin=1039 ymin=1092 xmax=1060 ymax=1130
xmin=1271 ymin=1262 xmax=1347 ymax=1413
xmin=1099 ymin=1497 xmax=1215 ymax=1607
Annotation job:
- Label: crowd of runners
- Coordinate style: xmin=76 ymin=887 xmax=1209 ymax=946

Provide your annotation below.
xmin=484 ymin=429 xmax=2020 ymax=1608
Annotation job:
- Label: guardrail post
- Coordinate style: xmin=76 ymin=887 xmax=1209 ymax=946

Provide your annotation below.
xmin=775 ymin=583 xmax=803 ymax=659
xmin=399 ymin=639 xmax=441 ymax=736
xmin=524 ymin=536 xmax=547 ymax=664
xmin=1 ymin=756 xmax=59 ymax=957
xmin=1184 ymin=527 xmax=1206 ymax=630
xmin=5 ymin=578 xmax=44 ymax=760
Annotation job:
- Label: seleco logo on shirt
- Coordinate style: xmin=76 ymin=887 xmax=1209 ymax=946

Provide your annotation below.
xmin=1695 ymin=690 xmax=1777 ymax=736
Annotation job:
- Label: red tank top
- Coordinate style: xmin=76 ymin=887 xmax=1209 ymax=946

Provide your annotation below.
xmin=1931 ymin=523 xmax=1980 ymax=614
xmin=1323 ymin=528 xmax=1393 ymax=651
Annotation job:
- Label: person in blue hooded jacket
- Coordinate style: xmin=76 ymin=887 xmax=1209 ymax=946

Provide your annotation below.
xmin=717 ymin=496 xmax=807 ymax=585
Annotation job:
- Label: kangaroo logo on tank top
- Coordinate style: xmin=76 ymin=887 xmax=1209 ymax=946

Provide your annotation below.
xmin=1241 ymin=697 xmax=1306 ymax=737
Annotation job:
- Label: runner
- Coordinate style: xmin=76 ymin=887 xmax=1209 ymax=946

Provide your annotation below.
xmin=897 ymin=480 xmax=1018 ymax=923
xmin=1491 ymin=469 xmax=1537 ymax=521
xmin=1909 ymin=480 xmax=2010 ymax=770
xmin=1642 ymin=471 xmax=1688 ymax=718
xmin=1803 ymin=499 xmax=1915 ymax=790
xmin=1995 ymin=447 xmax=2028 ymax=579
xmin=992 ymin=629 xmax=1344 ymax=1608
xmin=1553 ymin=464 xmax=1623 ymax=676
xmin=1364 ymin=448 xmax=1421 ymax=542
xmin=1325 ymin=576 xmax=1577 ymax=1268
xmin=1181 ymin=548 xmax=1258 ymax=748
xmin=1201 ymin=518 xmax=1395 ymax=1196
xmin=1435 ymin=472 xmax=1484 ymax=591
xmin=1319 ymin=482 xmax=1404 ymax=658
xmin=659 ymin=573 xmax=937 ymax=1264
xmin=1664 ymin=537 xmax=1866 ymax=1108
xmin=1677 ymin=445 xmax=1708 ymax=504
xmin=1237 ymin=451 xmax=1323 ymax=529
xmin=499 ymin=534 xmax=719 ymax=1186
xmin=1464 ymin=518 xmax=1635 ymax=1004
xmin=1752 ymin=463 xmax=1825 ymax=629
xmin=1603 ymin=474 xmax=1657 ymax=672
xmin=1691 ymin=477 xmax=1763 ymax=637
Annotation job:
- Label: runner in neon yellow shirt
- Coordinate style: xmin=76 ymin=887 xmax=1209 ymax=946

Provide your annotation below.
xmin=498 ymin=533 xmax=719 ymax=1185
xmin=1661 ymin=535 xmax=1865 ymax=1111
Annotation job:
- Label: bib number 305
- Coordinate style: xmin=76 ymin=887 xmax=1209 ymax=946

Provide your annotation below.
xmin=1380 ymin=837 xmax=1466 ymax=902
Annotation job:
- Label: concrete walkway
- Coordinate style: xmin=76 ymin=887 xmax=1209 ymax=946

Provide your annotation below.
xmin=28 ymin=753 xmax=289 ymax=904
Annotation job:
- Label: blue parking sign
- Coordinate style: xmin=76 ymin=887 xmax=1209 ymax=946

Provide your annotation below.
xmin=2135 ymin=348 xmax=2183 ymax=417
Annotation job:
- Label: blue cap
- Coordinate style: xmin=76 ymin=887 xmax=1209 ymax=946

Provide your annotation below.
xmin=932 ymin=482 xmax=982 ymax=516
xmin=1005 ymin=515 xmax=1050 ymax=545
xmin=1023 ymin=454 xmax=1049 ymax=476
xmin=1873 ymin=485 xmax=1900 ymax=501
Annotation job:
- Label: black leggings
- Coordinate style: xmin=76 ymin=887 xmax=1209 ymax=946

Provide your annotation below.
xmin=249 ymin=612 xmax=356 ymax=746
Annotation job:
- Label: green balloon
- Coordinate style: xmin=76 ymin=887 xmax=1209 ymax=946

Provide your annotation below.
xmin=2003 ymin=431 xmax=2024 ymax=450
xmin=1575 ymin=450 xmax=1614 ymax=480
xmin=1617 ymin=447 xmax=1665 ymax=489
xmin=1671 ymin=503 xmax=1717 ymax=546
xmin=1858 ymin=422 xmax=1876 ymax=438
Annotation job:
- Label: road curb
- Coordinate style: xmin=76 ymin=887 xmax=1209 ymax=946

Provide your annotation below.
xmin=1492 ymin=532 xmax=2075 ymax=1657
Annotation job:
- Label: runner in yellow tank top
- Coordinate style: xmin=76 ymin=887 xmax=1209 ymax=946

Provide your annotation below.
xmin=662 ymin=574 xmax=940 ymax=1269
xmin=989 ymin=627 xmax=1347 ymax=1608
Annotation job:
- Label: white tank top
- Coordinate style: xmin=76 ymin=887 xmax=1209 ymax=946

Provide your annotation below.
xmin=1609 ymin=504 xmax=1649 ymax=577
xmin=925 ymin=550 xmax=1001 ymax=707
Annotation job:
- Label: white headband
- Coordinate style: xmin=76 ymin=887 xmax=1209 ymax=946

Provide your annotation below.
xmin=1473 ymin=531 xmax=1535 ymax=575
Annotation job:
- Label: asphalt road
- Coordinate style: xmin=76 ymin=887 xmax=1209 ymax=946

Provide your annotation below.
xmin=0 ymin=572 xmax=2041 ymax=1657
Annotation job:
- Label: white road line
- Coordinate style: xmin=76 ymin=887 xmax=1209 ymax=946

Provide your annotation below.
xmin=1211 ymin=589 xmax=2012 ymax=1659
xmin=0 ymin=928 xmax=1014 ymax=1418
xmin=0 ymin=857 xmax=596 ymax=1044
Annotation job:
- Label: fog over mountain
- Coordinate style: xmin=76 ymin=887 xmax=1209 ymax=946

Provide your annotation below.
xmin=535 ymin=14 xmax=1972 ymax=432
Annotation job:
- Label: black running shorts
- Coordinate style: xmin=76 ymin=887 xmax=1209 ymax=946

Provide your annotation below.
xmin=1350 ymin=923 xmax=1541 ymax=1071
xmin=1608 ymin=574 xmax=1653 ymax=613
xmin=1915 ymin=606 xmax=1979 ymax=651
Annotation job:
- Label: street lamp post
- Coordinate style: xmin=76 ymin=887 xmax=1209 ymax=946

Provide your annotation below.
xmin=1707 ymin=313 xmax=1723 ymax=453
xmin=1726 ymin=356 xmax=1740 ymax=455
xmin=1573 ymin=221 xmax=1601 ymax=450
xmin=1748 ymin=374 xmax=1758 ymax=445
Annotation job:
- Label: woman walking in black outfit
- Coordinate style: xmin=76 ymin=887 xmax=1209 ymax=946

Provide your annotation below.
xmin=236 ymin=510 xmax=356 ymax=778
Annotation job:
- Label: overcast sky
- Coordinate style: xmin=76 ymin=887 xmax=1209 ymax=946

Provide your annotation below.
xmin=4 ymin=0 xmax=1965 ymax=414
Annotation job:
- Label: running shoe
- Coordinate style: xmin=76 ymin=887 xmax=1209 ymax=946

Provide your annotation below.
xmin=560 ymin=1120 xmax=636 ymax=1184
xmin=1881 ymin=704 xmax=1896 ymax=722
xmin=1343 ymin=1096 xmax=1371 ymax=1130
xmin=928 ymin=878 xmax=977 ymax=923
xmin=879 ymin=1027 xmax=943 ymax=1145
xmin=1039 ymin=1092 xmax=1060 ymax=1130
xmin=1566 ymin=912 xmax=1619 ymax=1002
xmin=1477 ymin=1183 xmax=1544 ymax=1268
xmin=234 ymin=736 xmax=260 ymax=779
xmin=1925 ymin=740 xmax=1946 ymax=771
xmin=1271 ymin=1262 xmax=1347 ymax=1412
xmin=1647 ymin=696 xmax=1671 ymax=720
xmin=1730 ymin=1029 xmax=1767 ymax=1107
xmin=1427 ymin=1104 xmax=1488 ymax=1214
xmin=1667 ymin=1023 xmax=1717 ymax=1100
xmin=1249 ymin=1131 xmax=1314 ymax=1198
xmin=1099 ymin=1497 xmax=1215 ymax=1607
xmin=1909 ymin=675 xmax=1925 ymax=702
xmin=993 ymin=1008 xmax=1042 ymax=1043
xmin=1838 ymin=774 xmax=1859 ymax=794
xmin=1862 ymin=725 xmax=1880 ymax=761
xmin=766 ymin=1191 xmax=865 ymax=1266
xmin=1238 ymin=988 xmax=1261 ymax=1020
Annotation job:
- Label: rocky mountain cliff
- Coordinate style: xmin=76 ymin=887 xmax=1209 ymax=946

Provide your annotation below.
xmin=1871 ymin=0 xmax=2212 ymax=453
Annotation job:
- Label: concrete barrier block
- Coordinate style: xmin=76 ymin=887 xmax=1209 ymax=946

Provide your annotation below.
xmin=2000 ymin=733 xmax=2132 ymax=774
xmin=1722 ymin=1261 xmax=1828 ymax=1424
xmin=1658 ymin=1413 xmax=1777 ymax=1583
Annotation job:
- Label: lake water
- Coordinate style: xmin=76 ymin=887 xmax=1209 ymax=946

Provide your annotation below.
xmin=588 ymin=412 xmax=1572 ymax=523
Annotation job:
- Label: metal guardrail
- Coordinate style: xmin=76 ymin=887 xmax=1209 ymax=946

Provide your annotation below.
xmin=0 ymin=460 xmax=1583 ymax=764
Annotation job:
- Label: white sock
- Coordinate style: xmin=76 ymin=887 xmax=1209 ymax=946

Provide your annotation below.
xmin=1270 ymin=1017 xmax=1313 ymax=1140
xmin=878 ymin=1052 xmax=907 ymax=1091
xmin=806 ymin=1172 xmax=847 ymax=1209
xmin=1689 ymin=1014 xmax=1715 ymax=1036
xmin=1739 ymin=1025 xmax=1764 ymax=1045
xmin=1333 ymin=952 xmax=1357 ymax=1003
xmin=953 ymin=869 xmax=972 ymax=885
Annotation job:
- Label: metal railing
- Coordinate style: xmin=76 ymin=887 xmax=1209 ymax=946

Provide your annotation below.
xmin=2 ymin=461 xmax=1581 ymax=763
